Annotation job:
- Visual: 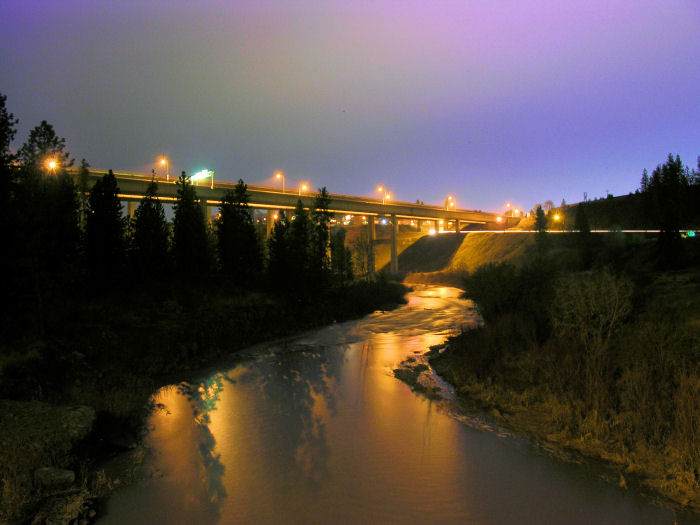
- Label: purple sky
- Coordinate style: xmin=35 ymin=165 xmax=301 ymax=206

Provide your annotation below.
xmin=2 ymin=1 xmax=699 ymax=212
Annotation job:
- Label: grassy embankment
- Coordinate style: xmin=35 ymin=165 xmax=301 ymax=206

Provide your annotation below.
xmin=0 ymin=279 xmax=408 ymax=523
xmin=403 ymin=231 xmax=534 ymax=285
xmin=420 ymin=230 xmax=700 ymax=511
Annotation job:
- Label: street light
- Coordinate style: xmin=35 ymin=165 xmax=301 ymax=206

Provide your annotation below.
xmin=159 ymin=157 xmax=169 ymax=182
xmin=445 ymin=195 xmax=456 ymax=210
xmin=45 ymin=158 xmax=57 ymax=174
xmin=275 ymin=171 xmax=285 ymax=193
xmin=299 ymin=182 xmax=308 ymax=196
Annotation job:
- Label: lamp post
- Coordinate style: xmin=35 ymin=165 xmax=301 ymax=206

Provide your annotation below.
xmin=299 ymin=182 xmax=308 ymax=196
xmin=160 ymin=157 xmax=169 ymax=182
xmin=275 ymin=171 xmax=285 ymax=193
xmin=445 ymin=195 xmax=456 ymax=210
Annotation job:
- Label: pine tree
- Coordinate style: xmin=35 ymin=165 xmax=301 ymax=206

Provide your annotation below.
xmin=216 ymin=180 xmax=262 ymax=285
xmin=330 ymin=228 xmax=353 ymax=285
xmin=173 ymin=171 xmax=211 ymax=277
xmin=17 ymin=120 xmax=73 ymax=169
xmin=0 ymin=93 xmax=18 ymax=167
xmin=77 ymin=159 xmax=90 ymax=227
xmin=287 ymin=199 xmax=311 ymax=291
xmin=86 ymin=169 xmax=126 ymax=288
xmin=130 ymin=179 xmax=170 ymax=282
xmin=267 ymin=211 xmax=290 ymax=290
xmin=309 ymin=187 xmax=332 ymax=287
xmin=640 ymin=168 xmax=650 ymax=193
xmin=534 ymin=205 xmax=548 ymax=253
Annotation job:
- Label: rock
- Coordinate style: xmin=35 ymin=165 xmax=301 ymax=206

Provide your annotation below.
xmin=35 ymin=467 xmax=75 ymax=489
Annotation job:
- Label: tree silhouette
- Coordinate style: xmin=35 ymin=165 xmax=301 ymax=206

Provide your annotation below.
xmin=287 ymin=199 xmax=311 ymax=292
xmin=130 ymin=178 xmax=170 ymax=282
xmin=309 ymin=188 xmax=332 ymax=287
xmin=267 ymin=211 xmax=290 ymax=290
xmin=534 ymin=205 xmax=548 ymax=253
xmin=17 ymin=120 xmax=73 ymax=169
xmin=330 ymin=228 xmax=353 ymax=285
xmin=86 ymin=169 xmax=126 ymax=288
xmin=173 ymin=171 xmax=211 ymax=277
xmin=216 ymin=180 xmax=262 ymax=285
xmin=0 ymin=93 xmax=18 ymax=167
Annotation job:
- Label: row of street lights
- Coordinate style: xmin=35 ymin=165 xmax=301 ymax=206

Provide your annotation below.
xmin=154 ymin=159 xmax=468 ymax=211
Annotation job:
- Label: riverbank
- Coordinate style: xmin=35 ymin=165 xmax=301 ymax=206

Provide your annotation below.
xmin=427 ymin=346 xmax=700 ymax=513
xmin=0 ymin=279 xmax=408 ymax=524
xmin=408 ymin=234 xmax=700 ymax=515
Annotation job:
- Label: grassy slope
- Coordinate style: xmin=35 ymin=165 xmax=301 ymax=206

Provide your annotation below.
xmin=447 ymin=233 xmax=534 ymax=272
xmin=404 ymin=232 xmax=535 ymax=285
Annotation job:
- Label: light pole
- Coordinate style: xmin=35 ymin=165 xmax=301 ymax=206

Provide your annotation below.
xmin=299 ymin=182 xmax=308 ymax=196
xmin=160 ymin=157 xmax=169 ymax=182
xmin=445 ymin=195 xmax=456 ymax=210
xmin=276 ymin=171 xmax=285 ymax=193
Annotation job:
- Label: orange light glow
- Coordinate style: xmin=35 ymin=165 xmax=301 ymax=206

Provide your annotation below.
xmin=45 ymin=159 xmax=57 ymax=171
xmin=496 ymin=216 xmax=502 ymax=222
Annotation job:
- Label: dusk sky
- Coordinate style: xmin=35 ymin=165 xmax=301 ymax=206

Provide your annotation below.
xmin=2 ymin=1 xmax=699 ymax=212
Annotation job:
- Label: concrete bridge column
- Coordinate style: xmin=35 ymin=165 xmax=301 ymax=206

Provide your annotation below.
xmin=208 ymin=205 xmax=218 ymax=225
xmin=417 ymin=219 xmax=423 ymax=232
xmin=266 ymin=209 xmax=276 ymax=237
xmin=126 ymin=200 xmax=137 ymax=219
xmin=390 ymin=213 xmax=398 ymax=275
xmin=455 ymin=218 xmax=460 ymax=232
xmin=368 ymin=217 xmax=376 ymax=274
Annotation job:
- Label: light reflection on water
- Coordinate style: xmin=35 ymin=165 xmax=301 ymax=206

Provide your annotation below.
xmin=101 ymin=286 xmax=683 ymax=524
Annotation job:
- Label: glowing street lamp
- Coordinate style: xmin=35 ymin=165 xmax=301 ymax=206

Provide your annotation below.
xmin=299 ymin=182 xmax=308 ymax=196
xmin=275 ymin=171 xmax=285 ymax=193
xmin=45 ymin=158 xmax=57 ymax=173
xmin=445 ymin=195 xmax=456 ymax=210
xmin=159 ymin=157 xmax=169 ymax=182
xmin=496 ymin=216 xmax=503 ymax=223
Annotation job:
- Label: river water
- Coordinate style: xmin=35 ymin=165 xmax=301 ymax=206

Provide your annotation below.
xmin=101 ymin=285 xmax=687 ymax=524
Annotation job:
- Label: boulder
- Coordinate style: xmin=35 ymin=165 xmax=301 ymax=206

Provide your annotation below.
xmin=34 ymin=467 xmax=75 ymax=489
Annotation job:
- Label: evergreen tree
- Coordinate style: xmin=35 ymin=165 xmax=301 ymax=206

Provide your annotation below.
xmin=17 ymin=120 xmax=73 ymax=169
xmin=330 ymin=228 xmax=353 ymax=285
xmin=173 ymin=171 xmax=211 ymax=277
xmin=0 ymin=93 xmax=18 ymax=167
xmin=533 ymin=205 xmax=548 ymax=254
xmin=640 ymin=168 xmax=650 ymax=193
xmin=86 ymin=169 xmax=126 ymax=288
xmin=0 ymin=94 xmax=19 ymax=329
xmin=287 ymin=199 xmax=311 ymax=291
xmin=309 ymin=187 xmax=332 ymax=286
xmin=77 ymin=158 xmax=90 ymax=227
xmin=216 ymin=180 xmax=262 ymax=285
xmin=130 ymin=178 xmax=170 ymax=282
xmin=267 ymin=211 xmax=290 ymax=290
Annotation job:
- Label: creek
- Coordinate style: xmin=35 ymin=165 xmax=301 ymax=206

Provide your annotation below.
xmin=100 ymin=285 xmax=683 ymax=524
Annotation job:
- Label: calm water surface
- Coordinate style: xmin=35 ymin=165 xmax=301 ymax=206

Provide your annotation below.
xmin=101 ymin=286 xmax=689 ymax=524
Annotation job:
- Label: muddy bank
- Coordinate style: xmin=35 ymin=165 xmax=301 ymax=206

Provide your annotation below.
xmin=419 ymin=347 xmax=700 ymax=515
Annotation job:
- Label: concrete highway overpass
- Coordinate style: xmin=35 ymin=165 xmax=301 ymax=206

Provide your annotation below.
xmin=72 ymin=169 xmax=519 ymax=274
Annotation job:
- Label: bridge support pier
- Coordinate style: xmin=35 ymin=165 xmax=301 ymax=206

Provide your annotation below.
xmin=266 ymin=209 xmax=276 ymax=237
xmin=126 ymin=200 xmax=137 ymax=219
xmin=390 ymin=213 xmax=398 ymax=275
xmin=455 ymin=219 xmax=460 ymax=232
xmin=208 ymin=205 xmax=218 ymax=225
xmin=368 ymin=217 xmax=376 ymax=274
